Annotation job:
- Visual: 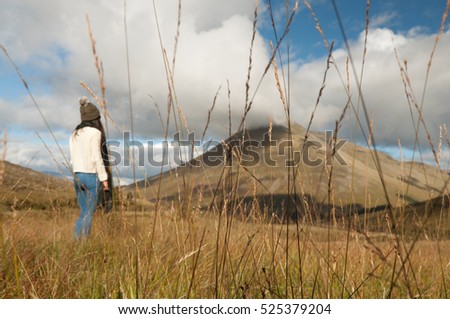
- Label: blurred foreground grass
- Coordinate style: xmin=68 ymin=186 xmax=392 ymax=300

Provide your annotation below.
xmin=1 ymin=209 xmax=449 ymax=298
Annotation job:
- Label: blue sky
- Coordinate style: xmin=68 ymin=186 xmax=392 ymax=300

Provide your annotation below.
xmin=1 ymin=0 xmax=450 ymax=181
xmin=262 ymin=1 xmax=449 ymax=61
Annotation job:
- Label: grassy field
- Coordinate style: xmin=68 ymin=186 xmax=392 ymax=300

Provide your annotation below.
xmin=2 ymin=0 xmax=450 ymax=300
xmin=1 ymin=207 xmax=449 ymax=298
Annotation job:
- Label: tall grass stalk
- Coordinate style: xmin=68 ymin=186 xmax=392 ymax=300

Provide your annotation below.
xmin=329 ymin=2 xmax=406 ymax=294
xmin=0 ymin=46 xmax=70 ymax=170
xmin=1 ymin=1 xmax=450 ymax=300
xmin=0 ymin=129 xmax=7 ymax=296
xmin=0 ymin=128 xmax=7 ymax=186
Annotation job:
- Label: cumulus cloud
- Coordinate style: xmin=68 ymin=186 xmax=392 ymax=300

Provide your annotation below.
xmin=1 ymin=0 xmax=278 ymax=138
xmin=1 ymin=0 xmax=450 ymax=176
xmin=371 ymin=12 xmax=398 ymax=29
xmin=288 ymin=27 xmax=450 ymax=154
xmin=4 ymin=133 xmax=70 ymax=174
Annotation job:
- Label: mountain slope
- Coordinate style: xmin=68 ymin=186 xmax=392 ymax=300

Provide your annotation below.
xmin=0 ymin=160 xmax=75 ymax=211
xmin=131 ymin=124 xmax=449 ymax=219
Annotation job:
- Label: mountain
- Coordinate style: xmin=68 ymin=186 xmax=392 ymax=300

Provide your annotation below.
xmin=127 ymin=124 xmax=449 ymax=221
xmin=0 ymin=160 xmax=75 ymax=211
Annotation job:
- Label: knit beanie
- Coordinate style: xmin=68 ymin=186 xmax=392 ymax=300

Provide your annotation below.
xmin=79 ymin=96 xmax=101 ymax=121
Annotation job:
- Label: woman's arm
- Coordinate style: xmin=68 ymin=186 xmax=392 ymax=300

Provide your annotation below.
xmin=91 ymin=129 xmax=109 ymax=187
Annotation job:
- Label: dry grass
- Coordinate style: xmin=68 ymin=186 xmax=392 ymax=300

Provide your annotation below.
xmin=0 ymin=128 xmax=7 ymax=186
xmin=0 ymin=161 xmax=75 ymax=212
xmin=1 ymin=1 xmax=450 ymax=300
xmin=1 ymin=209 xmax=449 ymax=299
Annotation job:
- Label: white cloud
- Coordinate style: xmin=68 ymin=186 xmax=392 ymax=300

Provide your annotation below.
xmin=288 ymin=27 xmax=450 ymax=151
xmin=4 ymin=133 xmax=70 ymax=175
xmin=1 ymin=0 xmax=450 ymax=175
xmin=371 ymin=12 xmax=398 ymax=29
xmin=0 ymin=0 xmax=276 ymax=137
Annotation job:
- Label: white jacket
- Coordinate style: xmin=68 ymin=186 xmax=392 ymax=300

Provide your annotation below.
xmin=69 ymin=127 xmax=108 ymax=182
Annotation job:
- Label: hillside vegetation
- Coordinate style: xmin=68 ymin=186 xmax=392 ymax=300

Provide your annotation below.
xmin=1 ymin=0 xmax=450 ymax=300
xmin=1 ymin=209 xmax=449 ymax=298
xmin=0 ymin=160 xmax=75 ymax=211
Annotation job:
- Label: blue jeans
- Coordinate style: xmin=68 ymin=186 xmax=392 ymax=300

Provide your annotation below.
xmin=73 ymin=173 xmax=100 ymax=239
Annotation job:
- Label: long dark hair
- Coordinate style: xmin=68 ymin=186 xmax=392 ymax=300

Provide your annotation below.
xmin=74 ymin=118 xmax=109 ymax=167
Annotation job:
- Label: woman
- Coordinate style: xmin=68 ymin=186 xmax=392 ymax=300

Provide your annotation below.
xmin=70 ymin=96 xmax=109 ymax=239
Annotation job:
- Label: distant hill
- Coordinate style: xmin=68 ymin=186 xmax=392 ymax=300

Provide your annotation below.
xmin=41 ymin=170 xmax=68 ymax=179
xmin=354 ymin=194 xmax=450 ymax=238
xmin=129 ymin=123 xmax=449 ymax=222
xmin=0 ymin=160 xmax=75 ymax=211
